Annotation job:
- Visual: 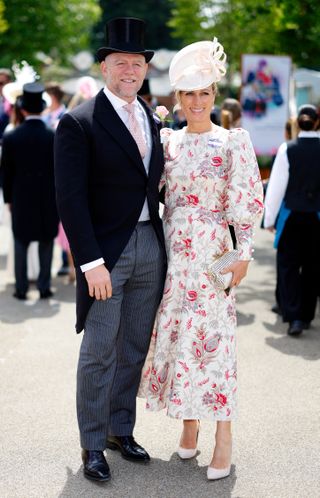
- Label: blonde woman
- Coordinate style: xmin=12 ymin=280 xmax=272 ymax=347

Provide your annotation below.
xmin=141 ymin=39 xmax=264 ymax=480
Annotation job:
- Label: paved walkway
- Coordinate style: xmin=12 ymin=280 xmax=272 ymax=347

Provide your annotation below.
xmin=0 ymin=220 xmax=319 ymax=498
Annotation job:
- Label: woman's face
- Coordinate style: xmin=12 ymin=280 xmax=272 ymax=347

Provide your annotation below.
xmin=179 ymin=86 xmax=215 ymax=126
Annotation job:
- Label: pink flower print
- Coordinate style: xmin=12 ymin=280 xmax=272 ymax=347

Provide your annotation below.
xmin=186 ymin=194 xmax=199 ymax=205
xmin=170 ymin=330 xmax=178 ymax=343
xmin=198 ymin=377 xmax=209 ymax=385
xmin=201 ymin=284 xmax=207 ymax=289
xmin=183 ymin=238 xmax=192 ymax=249
xmin=187 ymin=290 xmax=198 ymax=301
xmin=215 ymin=393 xmax=227 ymax=406
xmin=188 ymin=214 xmax=193 ymax=224
xmin=188 ymin=149 xmax=194 ymax=158
xmin=198 ymin=230 xmax=205 ymax=238
xmin=195 ymin=309 xmax=207 ymax=317
xmin=176 ymin=373 xmax=182 ymax=378
xmin=184 ymin=381 xmax=190 ymax=388
xmin=150 ymin=381 xmax=159 ymax=392
xmin=186 ymin=318 xmax=193 ymax=329
xmin=203 ymin=391 xmax=214 ymax=405
xmin=226 ymin=408 xmax=231 ymax=417
xmin=210 ymin=229 xmax=216 ymax=241
xmin=204 ymin=336 xmax=220 ymax=353
xmin=178 ymin=361 xmax=189 ymax=373
xmin=158 ymin=362 xmax=169 ymax=384
xmin=192 ymin=341 xmax=202 ymax=358
xmin=211 ymin=156 xmax=222 ymax=167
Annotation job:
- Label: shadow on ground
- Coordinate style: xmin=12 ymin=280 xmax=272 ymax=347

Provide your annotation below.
xmin=0 ymin=276 xmax=76 ymax=324
xmin=58 ymin=452 xmax=237 ymax=498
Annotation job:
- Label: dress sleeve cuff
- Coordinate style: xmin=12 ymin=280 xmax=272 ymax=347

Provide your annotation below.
xmin=234 ymin=225 xmax=255 ymax=260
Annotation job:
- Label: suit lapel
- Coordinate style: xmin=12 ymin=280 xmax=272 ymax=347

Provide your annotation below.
xmin=93 ymin=90 xmax=147 ymax=176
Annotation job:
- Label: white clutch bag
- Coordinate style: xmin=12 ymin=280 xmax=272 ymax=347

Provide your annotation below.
xmin=207 ymin=250 xmax=239 ymax=290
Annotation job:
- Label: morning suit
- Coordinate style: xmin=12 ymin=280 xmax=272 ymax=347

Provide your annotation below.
xmin=54 ymin=89 xmax=166 ymax=449
xmin=1 ymin=118 xmax=59 ymax=293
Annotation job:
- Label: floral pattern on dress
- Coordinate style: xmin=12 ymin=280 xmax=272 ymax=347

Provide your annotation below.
xmin=139 ymin=126 xmax=264 ymax=420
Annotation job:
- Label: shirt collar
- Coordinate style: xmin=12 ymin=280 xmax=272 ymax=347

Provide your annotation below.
xmin=298 ymin=131 xmax=319 ymax=138
xmin=25 ymin=116 xmax=43 ymax=121
xmin=103 ymin=85 xmax=138 ymax=110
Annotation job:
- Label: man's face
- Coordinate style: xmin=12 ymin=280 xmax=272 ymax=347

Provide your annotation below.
xmin=101 ymin=53 xmax=148 ymax=103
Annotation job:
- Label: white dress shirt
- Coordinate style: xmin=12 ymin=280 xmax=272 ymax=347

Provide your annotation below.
xmin=80 ymin=86 xmax=152 ymax=273
xmin=263 ymin=131 xmax=319 ymax=228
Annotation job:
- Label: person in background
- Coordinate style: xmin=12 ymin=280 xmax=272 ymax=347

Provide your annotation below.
xmin=67 ymin=76 xmax=99 ymax=111
xmin=140 ymin=38 xmax=263 ymax=481
xmin=54 ymin=17 xmax=166 ymax=483
xmin=269 ymin=117 xmax=297 ymax=316
xmin=42 ymin=82 xmax=70 ymax=278
xmin=220 ymin=98 xmax=242 ymax=129
xmin=42 ymin=82 xmax=66 ymax=130
xmin=1 ymin=83 xmax=59 ymax=300
xmin=0 ymin=68 xmax=12 ymax=140
xmin=264 ymin=105 xmax=320 ymax=336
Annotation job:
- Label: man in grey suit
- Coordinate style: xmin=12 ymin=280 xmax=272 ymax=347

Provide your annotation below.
xmin=54 ymin=17 xmax=166 ymax=482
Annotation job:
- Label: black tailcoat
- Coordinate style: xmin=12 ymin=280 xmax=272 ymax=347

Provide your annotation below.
xmin=54 ymin=90 xmax=166 ymax=332
xmin=1 ymin=119 xmax=59 ymax=242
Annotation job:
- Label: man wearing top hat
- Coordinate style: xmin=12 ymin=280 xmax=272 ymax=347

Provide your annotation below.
xmin=1 ymin=82 xmax=59 ymax=300
xmin=54 ymin=17 xmax=166 ymax=482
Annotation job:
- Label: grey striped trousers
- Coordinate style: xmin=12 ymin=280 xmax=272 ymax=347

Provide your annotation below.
xmin=77 ymin=223 xmax=166 ymax=450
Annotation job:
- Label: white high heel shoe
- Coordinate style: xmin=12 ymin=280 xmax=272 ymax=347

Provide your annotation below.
xmin=177 ymin=446 xmax=197 ymax=459
xmin=177 ymin=421 xmax=200 ymax=459
xmin=207 ymin=465 xmax=231 ymax=480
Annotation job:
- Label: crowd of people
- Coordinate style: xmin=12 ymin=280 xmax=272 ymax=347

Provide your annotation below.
xmin=0 ymin=15 xmax=319 ymax=486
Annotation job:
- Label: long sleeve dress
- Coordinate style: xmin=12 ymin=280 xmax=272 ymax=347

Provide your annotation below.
xmin=140 ymin=125 xmax=264 ymax=420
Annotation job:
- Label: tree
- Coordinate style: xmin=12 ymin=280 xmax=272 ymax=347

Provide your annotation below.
xmin=0 ymin=0 xmax=101 ymax=70
xmin=0 ymin=1 xmax=7 ymax=35
xmin=168 ymin=0 xmax=320 ymax=71
xmin=91 ymin=0 xmax=182 ymax=51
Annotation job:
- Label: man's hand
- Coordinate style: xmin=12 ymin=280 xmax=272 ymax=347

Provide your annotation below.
xmin=84 ymin=264 xmax=112 ymax=300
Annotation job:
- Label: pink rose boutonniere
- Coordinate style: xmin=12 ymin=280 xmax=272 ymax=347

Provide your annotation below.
xmin=154 ymin=105 xmax=171 ymax=124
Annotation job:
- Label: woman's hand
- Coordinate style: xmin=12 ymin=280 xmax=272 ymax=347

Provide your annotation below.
xmin=220 ymin=260 xmax=250 ymax=288
xmin=85 ymin=264 xmax=112 ymax=300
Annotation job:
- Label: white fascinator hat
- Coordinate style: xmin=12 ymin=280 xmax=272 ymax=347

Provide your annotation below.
xmin=169 ymin=38 xmax=227 ymax=91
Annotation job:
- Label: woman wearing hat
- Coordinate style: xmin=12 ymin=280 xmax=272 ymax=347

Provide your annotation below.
xmin=140 ymin=38 xmax=264 ymax=480
xmin=264 ymin=105 xmax=320 ymax=336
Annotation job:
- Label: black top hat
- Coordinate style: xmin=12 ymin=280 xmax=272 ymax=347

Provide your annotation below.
xmin=17 ymin=82 xmax=46 ymax=113
xmin=97 ymin=17 xmax=154 ymax=63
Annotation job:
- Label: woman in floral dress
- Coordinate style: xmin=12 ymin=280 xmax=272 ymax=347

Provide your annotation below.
xmin=140 ymin=39 xmax=264 ymax=480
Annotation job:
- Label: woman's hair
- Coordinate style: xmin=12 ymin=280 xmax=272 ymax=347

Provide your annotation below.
xmin=174 ymin=83 xmax=217 ymax=112
xmin=284 ymin=117 xmax=299 ymax=140
xmin=220 ymin=98 xmax=241 ymax=130
xmin=297 ymin=113 xmax=318 ymax=131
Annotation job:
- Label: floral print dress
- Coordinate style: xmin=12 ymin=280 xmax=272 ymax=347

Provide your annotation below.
xmin=139 ymin=126 xmax=264 ymax=420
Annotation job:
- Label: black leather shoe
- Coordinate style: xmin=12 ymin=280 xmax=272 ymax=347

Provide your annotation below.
xmin=287 ymin=320 xmax=304 ymax=336
xmin=13 ymin=291 xmax=27 ymax=300
xmin=39 ymin=289 xmax=54 ymax=299
xmin=82 ymin=450 xmax=111 ymax=482
xmin=107 ymin=435 xmax=150 ymax=462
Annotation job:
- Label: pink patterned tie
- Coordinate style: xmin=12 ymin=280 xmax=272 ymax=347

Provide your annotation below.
xmin=124 ymin=103 xmax=147 ymax=158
